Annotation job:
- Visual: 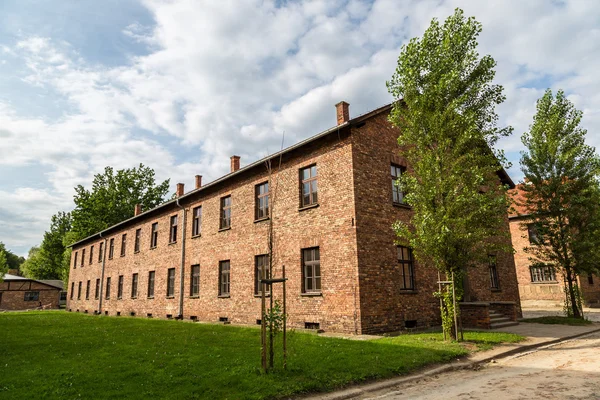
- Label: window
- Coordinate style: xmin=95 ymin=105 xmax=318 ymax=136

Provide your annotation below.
xmin=255 ymin=182 xmax=270 ymax=220
xmin=254 ymin=255 xmax=270 ymax=295
xmin=70 ymin=282 xmax=74 ymax=299
xmin=95 ymin=279 xmax=100 ymax=300
xmin=527 ymin=223 xmax=541 ymax=244
xmin=117 ymin=275 xmax=124 ymax=299
xmin=85 ymin=280 xmax=90 ymax=300
xmin=397 ymin=246 xmax=415 ymax=290
xmin=77 ymin=281 xmax=82 ymax=300
xmin=24 ymin=291 xmax=39 ymax=301
xmin=134 ymin=229 xmax=141 ymax=253
xmin=391 ymin=164 xmax=406 ymax=204
xmin=219 ymin=261 xmax=230 ymax=296
xmin=169 ymin=215 xmax=178 ymax=243
xmin=300 ymin=165 xmax=318 ymax=207
xmin=489 ymin=255 xmax=499 ymax=289
xmin=81 ymin=249 xmax=85 ymax=268
xmin=98 ymin=242 xmax=103 ymax=263
xmin=150 ymin=223 xmax=158 ymax=248
xmin=89 ymin=246 xmax=94 ymax=265
xmin=302 ymin=248 xmax=321 ymax=293
xmin=109 ymin=238 xmax=115 ymax=259
xmin=588 ymin=274 xmax=594 ymax=285
xmin=105 ymin=277 xmax=111 ymax=299
xmin=167 ymin=268 xmax=176 ymax=297
xmin=190 ymin=265 xmax=200 ymax=296
xmin=530 ymin=266 xmax=556 ymax=282
xmin=148 ymin=271 xmax=155 ymax=298
xmin=220 ymin=196 xmax=232 ymax=229
xmin=120 ymin=234 xmax=127 ymax=257
xmin=192 ymin=206 xmax=202 ymax=236
xmin=74 ymin=251 xmax=78 ymax=269
xmin=131 ymin=273 xmax=139 ymax=298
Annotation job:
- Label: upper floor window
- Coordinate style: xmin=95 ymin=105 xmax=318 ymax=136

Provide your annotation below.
xmin=255 ymin=182 xmax=270 ymax=220
xmin=192 ymin=206 xmax=202 ymax=237
xmin=74 ymin=251 xmax=78 ymax=269
xmin=219 ymin=261 xmax=230 ymax=297
xmin=167 ymin=268 xmax=176 ymax=297
xmin=391 ymin=164 xmax=406 ymax=204
xmin=489 ymin=255 xmax=499 ymax=289
xmin=89 ymin=246 xmax=94 ymax=265
xmin=397 ymin=246 xmax=415 ymax=290
xmin=81 ymin=249 xmax=85 ymax=268
xmin=300 ymin=165 xmax=318 ymax=208
xmin=302 ymin=247 xmax=321 ymax=294
xmin=254 ymin=255 xmax=270 ymax=296
xmin=220 ymin=196 xmax=232 ymax=230
xmin=134 ymin=228 xmax=141 ymax=253
xmin=190 ymin=265 xmax=200 ymax=297
xmin=120 ymin=234 xmax=127 ymax=257
xmin=108 ymin=238 xmax=115 ymax=259
xmin=530 ymin=265 xmax=556 ymax=282
xmin=527 ymin=223 xmax=541 ymax=244
xmin=169 ymin=215 xmax=178 ymax=243
xmin=98 ymin=242 xmax=103 ymax=263
xmin=150 ymin=222 xmax=158 ymax=248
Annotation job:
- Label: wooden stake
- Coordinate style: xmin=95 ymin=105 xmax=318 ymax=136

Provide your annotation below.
xmin=452 ymin=271 xmax=458 ymax=341
xmin=283 ymin=264 xmax=287 ymax=370
xmin=261 ymin=263 xmax=267 ymax=372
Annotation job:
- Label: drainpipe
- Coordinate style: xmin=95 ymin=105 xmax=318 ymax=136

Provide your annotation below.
xmin=176 ymin=198 xmax=187 ymax=319
xmin=98 ymin=232 xmax=107 ymax=314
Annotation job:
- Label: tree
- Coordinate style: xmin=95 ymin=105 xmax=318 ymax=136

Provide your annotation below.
xmin=0 ymin=248 xmax=7 ymax=281
xmin=387 ymin=8 xmax=513 ymax=340
xmin=71 ymin=164 xmax=170 ymax=241
xmin=519 ymin=89 xmax=600 ymax=319
xmin=0 ymin=242 xmax=25 ymax=272
xmin=20 ymin=247 xmax=47 ymax=279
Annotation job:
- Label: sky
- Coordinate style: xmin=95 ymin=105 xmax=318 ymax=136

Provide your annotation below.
xmin=0 ymin=0 xmax=599 ymax=257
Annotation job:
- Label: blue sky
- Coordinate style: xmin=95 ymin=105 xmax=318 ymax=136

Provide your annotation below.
xmin=1 ymin=0 xmax=599 ymax=256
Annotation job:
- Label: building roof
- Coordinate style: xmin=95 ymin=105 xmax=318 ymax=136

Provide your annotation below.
xmin=70 ymin=102 xmax=515 ymax=248
xmin=1 ymin=274 xmax=64 ymax=290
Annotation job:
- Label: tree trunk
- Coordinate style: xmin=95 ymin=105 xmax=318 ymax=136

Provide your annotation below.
xmin=565 ymin=268 xmax=582 ymax=319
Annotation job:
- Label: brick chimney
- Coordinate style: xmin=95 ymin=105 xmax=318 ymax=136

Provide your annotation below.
xmin=230 ymin=156 xmax=240 ymax=173
xmin=195 ymin=175 xmax=202 ymax=189
xmin=134 ymin=203 xmax=142 ymax=216
xmin=176 ymin=183 xmax=185 ymax=197
xmin=335 ymin=101 xmax=350 ymax=125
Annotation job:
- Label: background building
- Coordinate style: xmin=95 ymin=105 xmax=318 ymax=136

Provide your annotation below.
xmin=0 ymin=273 xmax=63 ymax=310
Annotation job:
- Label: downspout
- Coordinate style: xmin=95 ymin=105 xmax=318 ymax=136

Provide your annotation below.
xmin=98 ymin=232 xmax=107 ymax=314
xmin=176 ymin=198 xmax=187 ymax=319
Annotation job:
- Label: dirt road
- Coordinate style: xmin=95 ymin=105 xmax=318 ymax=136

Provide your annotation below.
xmin=360 ymin=331 xmax=600 ymax=400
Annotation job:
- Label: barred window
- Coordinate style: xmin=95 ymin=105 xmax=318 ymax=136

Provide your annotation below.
xmin=397 ymin=246 xmax=415 ymax=290
xmin=530 ymin=266 xmax=556 ymax=282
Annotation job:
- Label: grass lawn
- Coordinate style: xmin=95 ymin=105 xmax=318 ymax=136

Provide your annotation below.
xmin=520 ymin=316 xmax=594 ymax=326
xmin=0 ymin=312 xmax=522 ymax=399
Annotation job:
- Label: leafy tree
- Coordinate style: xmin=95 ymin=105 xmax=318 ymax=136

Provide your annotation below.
xmin=387 ymin=8 xmax=513 ymax=340
xmin=0 ymin=248 xmax=7 ymax=281
xmin=20 ymin=247 xmax=47 ymax=279
xmin=71 ymin=164 xmax=170 ymax=241
xmin=519 ymin=89 xmax=600 ymax=319
xmin=0 ymin=242 xmax=25 ymax=272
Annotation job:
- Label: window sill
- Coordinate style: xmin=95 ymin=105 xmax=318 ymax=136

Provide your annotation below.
xmin=254 ymin=217 xmax=270 ymax=223
xmin=219 ymin=227 xmax=231 ymax=232
xmin=393 ymin=202 xmax=411 ymax=209
xmin=189 ymin=295 xmax=200 ymax=299
xmin=134 ymin=250 xmax=140 ymax=254
xmin=166 ymin=296 xmax=175 ymax=299
xmin=191 ymin=234 xmax=201 ymax=239
xmin=491 ymin=288 xmax=502 ymax=292
xmin=299 ymin=203 xmax=319 ymax=212
xmin=131 ymin=297 xmax=137 ymax=300
xmin=149 ymin=246 xmax=157 ymax=251
xmin=218 ymin=295 xmax=231 ymax=298
xmin=120 ymin=255 xmax=126 ymax=258
xmin=531 ymin=281 xmax=559 ymax=284
xmin=301 ymin=292 xmax=322 ymax=297
xmin=117 ymin=297 xmax=122 ymax=300
xmin=168 ymin=241 xmax=177 ymax=246
xmin=253 ymin=294 xmax=271 ymax=298
xmin=147 ymin=296 xmax=154 ymax=300
xmin=398 ymin=290 xmax=418 ymax=294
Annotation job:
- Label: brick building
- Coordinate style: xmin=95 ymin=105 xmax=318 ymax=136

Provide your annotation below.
xmin=67 ymin=102 xmax=522 ymax=333
xmin=509 ymin=185 xmax=600 ymax=308
xmin=0 ymin=273 xmax=63 ymax=310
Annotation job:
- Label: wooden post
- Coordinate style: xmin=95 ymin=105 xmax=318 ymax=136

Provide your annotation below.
xmin=452 ymin=272 xmax=459 ymax=341
xmin=438 ymin=271 xmax=445 ymax=341
xmin=282 ymin=265 xmax=287 ymax=370
xmin=269 ymin=268 xmax=274 ymax=369
xmin=261 ymin=264 xmax=267 ymax=372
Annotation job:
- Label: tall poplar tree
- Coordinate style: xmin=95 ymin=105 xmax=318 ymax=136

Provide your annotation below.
xmin=387 ymin=9 xmax=513 ymax=339
xmin=519 ymin=89 xmax=600 ymax=319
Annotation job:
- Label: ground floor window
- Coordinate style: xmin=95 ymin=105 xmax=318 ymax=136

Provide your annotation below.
xmin=254 ymin=255 xmax=270 ymax=295
xmin=302 ymin=247 xmax=321 ymax=293
xmin=397 ymin=246 xmax=415 ymax=290
xmin=219 ymin=261 xmax=230 ymax=297
xmin=530 ymin=266 xmax=556 ymax=282
xmin=24 ymin=291 xmax=39 ymax=301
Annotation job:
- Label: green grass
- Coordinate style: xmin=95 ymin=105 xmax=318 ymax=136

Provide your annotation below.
xmin=0 ymin=312 xmax=522 ymax=399
xmin=521 ymin=316 xmax=594 ymax=326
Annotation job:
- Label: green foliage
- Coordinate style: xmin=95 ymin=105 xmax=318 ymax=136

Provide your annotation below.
xmin=0 ymin=312 xmax=521 ymax=399
xmin=0 ymin=242 xmax=25 ymax=272
xmin=519 ymin=89 xmax=600 ymax=319
xmin=0 ymin=249 xmax=7 ymax=281
xmin=70 ymin=164 xmax=170 ymax=241
xmin=265 ymin=300 xmax=285 ymax=336
xmin=387 ymin=8 xmax=513 ymax=339
xmin=563 ymin=281 xmax=584 ymax=319
xmin=520 ymin=316 xmax=592 ymax=326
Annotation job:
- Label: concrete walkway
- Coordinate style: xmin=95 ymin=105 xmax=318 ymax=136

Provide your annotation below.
xmin=305 ymin=321 xmax=600 ymax=400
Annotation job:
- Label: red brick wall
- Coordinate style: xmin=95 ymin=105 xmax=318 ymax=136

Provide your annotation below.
xmin=0 ymin=281 xmax=61 ymax=310
xmin=68 ymin=129 xmax=362 ymax=333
